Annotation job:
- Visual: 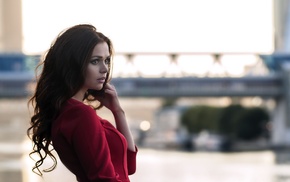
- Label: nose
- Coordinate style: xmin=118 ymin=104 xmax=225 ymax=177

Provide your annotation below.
xmin=99 ymin=62 xmax=108 ymax=73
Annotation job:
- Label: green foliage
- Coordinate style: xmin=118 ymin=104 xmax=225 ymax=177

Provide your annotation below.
xmin=235 ymin=107 xmax=269 ymax=140
xmin=181 ymin=105 xmax=222 ymax=133
xmin=180 ymin=104 xmax=270 ymax=141
xmin=218 ymin=105 xmax=245 ymax=138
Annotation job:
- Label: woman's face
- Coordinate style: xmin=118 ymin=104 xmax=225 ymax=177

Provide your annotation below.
xmin=83 ymin=42 xmax=110 ymax=91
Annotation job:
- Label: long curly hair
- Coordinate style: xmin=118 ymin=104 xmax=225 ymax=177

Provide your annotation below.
xmin=27 ymin=24 xmax=114 ymax=175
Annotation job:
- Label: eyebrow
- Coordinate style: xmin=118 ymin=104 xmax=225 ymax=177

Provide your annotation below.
xmin=91 ymin=55 xmax=110 ymax=59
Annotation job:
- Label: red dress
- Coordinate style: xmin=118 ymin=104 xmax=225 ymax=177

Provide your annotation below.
xmin=51 ymin=99 xmax=137 ymax=182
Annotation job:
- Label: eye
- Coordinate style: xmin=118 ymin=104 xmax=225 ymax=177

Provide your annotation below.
xmin=90 ymin=59 xmax=100 ymax=65
xmin=105 ymin=58 xmax=111 ymax=65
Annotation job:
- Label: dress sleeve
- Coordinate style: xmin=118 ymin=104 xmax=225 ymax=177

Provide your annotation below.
xmin=71 ymin=106 xmax=122 ymax=182
xmin=127 ymin=147 xmax=138 ymax=175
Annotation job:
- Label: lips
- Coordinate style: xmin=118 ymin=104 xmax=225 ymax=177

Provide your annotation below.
xmin=98 ymin=77 xmax=106 ymax=80
xmin=97 ymin=77 xmax=106 ymax=83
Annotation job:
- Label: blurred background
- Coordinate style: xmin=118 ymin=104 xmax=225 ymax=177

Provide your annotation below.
xmin=1 ymin=0 xmax=290 ymax=181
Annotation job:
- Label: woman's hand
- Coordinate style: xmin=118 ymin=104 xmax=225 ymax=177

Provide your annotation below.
xmin=96 ymin=83 xmax=136 ymax=151
xmin=96 ymin=83 xmax=123 ymax=113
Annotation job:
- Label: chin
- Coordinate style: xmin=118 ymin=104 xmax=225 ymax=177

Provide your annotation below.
xmin=89 ymin=84 xmax=104 ymax=91
xmin=91 ymin=88 xmax=102 ymax=91
xmin=95 ymin=86 xmax=104 ymax=91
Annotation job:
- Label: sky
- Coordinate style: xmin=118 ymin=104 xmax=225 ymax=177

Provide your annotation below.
xmin=21 ymin=0 xmax=274 ymax=76
xmin=22 ymin=0 xmax=274 ymax=54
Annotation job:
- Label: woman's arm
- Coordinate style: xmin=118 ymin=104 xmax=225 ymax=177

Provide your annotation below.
xmin=112 ymin=109 xmax=136 ymax=151
xmin=97 ymin=83 xmax=136 ymax=151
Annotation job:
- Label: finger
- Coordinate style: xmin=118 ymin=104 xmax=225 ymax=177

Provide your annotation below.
xmin=104 ymin=88 xmax=116 ymax=95
xmin=104 ymin=88 xmax=118 ymax=97
xmin=104 ymin=83 xmax=116 ymax=91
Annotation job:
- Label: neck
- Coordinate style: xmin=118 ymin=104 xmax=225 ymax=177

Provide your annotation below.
xmin=71 ymin=96 xmax=83 ymax=102
xmin=72 ymin=90 xmax=86 ymax=102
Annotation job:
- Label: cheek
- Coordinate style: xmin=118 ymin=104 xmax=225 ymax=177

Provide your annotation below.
xmin=85 ymin=72 xmax=94 ymax=83
xmin=83 ymin=68 xmax=92 ymax=83
xmin=86 ymin=66 xmax=96 ymax=78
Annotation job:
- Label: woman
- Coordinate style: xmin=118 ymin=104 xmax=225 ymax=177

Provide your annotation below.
xmin=27 ymin=24 xmax=137 ymax=182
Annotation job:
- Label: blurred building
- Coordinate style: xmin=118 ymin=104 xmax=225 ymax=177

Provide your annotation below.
xmin=274 ymin=0 xmax=290 ymax=52
xmin=0 ymin=0 xmax=23 ymax=53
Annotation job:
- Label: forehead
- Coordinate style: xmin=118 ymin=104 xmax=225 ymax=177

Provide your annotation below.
xmin=91 ymin=42 xmax=110 ymax=57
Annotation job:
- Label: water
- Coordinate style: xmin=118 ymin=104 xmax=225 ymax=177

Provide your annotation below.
xmin=1 ymin=98 xmax=290 ymax=182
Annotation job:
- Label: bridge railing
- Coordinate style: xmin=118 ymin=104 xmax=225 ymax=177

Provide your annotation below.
xmin=110 ymin=75 xmax=284 ymax=98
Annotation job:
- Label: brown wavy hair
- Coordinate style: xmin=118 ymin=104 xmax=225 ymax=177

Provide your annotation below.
xmin=27 ymin=24 xmax=114 ymax=175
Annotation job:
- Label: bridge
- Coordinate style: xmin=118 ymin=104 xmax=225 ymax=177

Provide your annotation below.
xmin=111 ymin=75 xmax=283 ymax=98
xmin=0 ymin=52 xmax=286 ymax=98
